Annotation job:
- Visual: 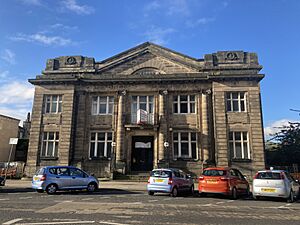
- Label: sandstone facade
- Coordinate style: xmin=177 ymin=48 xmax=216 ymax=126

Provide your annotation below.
xmin=26 ymin=42 xmax=265 ymax=178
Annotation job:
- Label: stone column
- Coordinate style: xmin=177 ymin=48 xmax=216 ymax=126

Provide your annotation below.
xmin=116 ymin=91 xmax=125 ymax=164
xmin=201 ymin=92 xmax=210 ymax=163
xmin=158 ymin=90 xmax=168 ymax=163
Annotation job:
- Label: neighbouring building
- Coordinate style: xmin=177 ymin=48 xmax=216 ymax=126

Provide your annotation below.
xmin=0 ymin=114 xmax=20 ymax=162
xmin=25 ymin=42 xmax=265 ymax=178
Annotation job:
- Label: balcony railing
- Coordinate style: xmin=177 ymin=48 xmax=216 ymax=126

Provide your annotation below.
xmin=131 ymin=113 xmax=154 ymax=125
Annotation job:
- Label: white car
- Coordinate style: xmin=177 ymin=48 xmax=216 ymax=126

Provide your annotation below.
xmin=252 ymin=170 xmax=300 ymax=202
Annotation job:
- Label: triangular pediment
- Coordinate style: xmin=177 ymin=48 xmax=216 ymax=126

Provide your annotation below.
xmin=97 ymin=42 xmax=201 ymax=75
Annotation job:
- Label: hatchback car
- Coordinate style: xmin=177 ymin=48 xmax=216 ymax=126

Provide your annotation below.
xmin=252 ymin=170 xmax=300 ymax=202
xmin=198 ymin=167 xmax=250 ymax=199
xmin=32 ymin=166 xmax=99 ymax=194
xmin=147 ymin=168 xmax=194 ymax=197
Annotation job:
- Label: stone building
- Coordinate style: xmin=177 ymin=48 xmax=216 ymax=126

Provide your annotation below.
xmin=0 ymin=114 xmax=20 ymax=162
xmin=26 ymin=42 xmax=265 ymax=178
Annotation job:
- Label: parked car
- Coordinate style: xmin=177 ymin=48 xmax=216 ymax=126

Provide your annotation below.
xmin=198 ymin=167 xmax=250 ymax=199
xmin=0 ymin=176 xmax=5 ymax=186
xmin=147 ymin=168 xmax=194 ymax=197
xmin=32 ymin=166 xmax=99 ymax=194
xmin=252 ymin=170 xmax=300 ymax=202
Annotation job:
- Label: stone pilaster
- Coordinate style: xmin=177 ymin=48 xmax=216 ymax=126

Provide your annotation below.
xmin=201 ymin=92 xmax=210 ymax=163
xmin=158 ymin=91 xmax=167 ymax=161
xmin=116 ymin=91 xmax=125 ymax=170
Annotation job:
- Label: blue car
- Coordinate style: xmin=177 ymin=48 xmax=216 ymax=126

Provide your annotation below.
xmin=147 ymin=168 xmax=194 ymax=197
xmin=32 ymin=166 xmax=99 ymax=194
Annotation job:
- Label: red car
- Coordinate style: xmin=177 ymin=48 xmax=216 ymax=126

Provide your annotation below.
xmin=198 ymin=167 xmax=250 ymax=199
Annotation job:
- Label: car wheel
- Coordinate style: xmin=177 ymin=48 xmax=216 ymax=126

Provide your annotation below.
xmin=148 ymin=191 xmax=154 ymax=196
xmin=199 ymin=192 xmax=206 ymax=197
xmin=190 ymin=185 xmax=195 ymax=196
xmin=171 ymin=187 xmax=178 ymax=197
xmin=253 ymin=195 xmax=260 ymax=200
xmin=287 ymin=190 xmax=294 ymax=203
xmin=36 ymin=189 xmax=44 ymax=193
xmin=87 ymin=183 xmax=97 ymax=193
xmin=231 ymin=187 xmax=238 ymax=200
xmin=46 ymin=184 xmax=57 ymax=195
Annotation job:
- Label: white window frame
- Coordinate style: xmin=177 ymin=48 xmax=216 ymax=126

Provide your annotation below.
xmin=92 ymin=96 xmax=114 ymax=115
xmin=131 ymin=96 xmax=154 ymax=124
xmin=226 ymin=92 xmax=247 ymax=112
xmin=89 ymin=132 xmax=112 ymax=158
xmin=44 ymin=95 xmax=62 ymax=114
xmin=229 ymin=131 xmax=250 ymax=160
xmin=41 ymin=132 xmax=59 ymax=157
xmin=173 ymin=132 xmax=197 ymax=159
xmin=173 ymin=95 xmax=196 ymax=114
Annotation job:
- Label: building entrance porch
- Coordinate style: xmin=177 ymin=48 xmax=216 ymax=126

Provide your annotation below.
xmin=131 ymin=136 xmax=154 ymax=172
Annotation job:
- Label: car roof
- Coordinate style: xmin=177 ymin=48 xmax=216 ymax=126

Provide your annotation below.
xmin=43 ymin=166 xmax=78 ymax=169
xmin=204 ymin=167 xmax=231 ymax=171
xmin=152 ymin=168 xmax=182 ymax=172
xmin=257 ymin=170 xmax=286 ymax=173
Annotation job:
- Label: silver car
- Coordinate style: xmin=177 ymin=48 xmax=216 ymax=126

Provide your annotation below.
xmin=32 ymin=166 xmax=99 ymax=194
xmin=252 ymin=170 xmax=300 ymax=202
xmin=147 ymin=168 xmax=194 ymax=197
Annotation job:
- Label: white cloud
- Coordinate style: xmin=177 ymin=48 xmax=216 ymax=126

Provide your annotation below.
xmin=186 ymin=17 xmax=215 ymax=28
xmin=166 ymin=0 xmax=190 ymax=16
xmin=264 ymin=119 xmax=297 ymax=139
xmin=0 ymin=81 xmax=34 ymax=104
xmin=144 ymin=1 xmax=161 ymax=11
xmin=61 ymin=0 xmax=94 ymax=15
xmin=1 ymin=49 xmax=16 ymax=64
xmin=11 ymin=33 xmax=75 ymax=46
xmin=144 ymin=26 xmax=176 ymax=45
xmin=50 ymin=23 xmax=78 ymax=31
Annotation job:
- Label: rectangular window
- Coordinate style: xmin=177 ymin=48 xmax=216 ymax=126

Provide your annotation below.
xmin=173 ymin=132 xmax=197 ymax=159
xmin=226 ymin=92 xmax=246 ymax=112
xmin=44 ymin=95 xmax=62 ymax=114
xmin=89 ymin=132 xmax=112 ymax=158
xmin=131 ymin=96 xmax=154 ymax=124
xmin=91 ymin=96 xmax=114 ymax=115
xmin=41 ymin=132 xmax=59 ymax=157
xmin=229 ymin=131 xmax=250 ymax=160
xmin=173 ymin=95 xmax=195 ymax=114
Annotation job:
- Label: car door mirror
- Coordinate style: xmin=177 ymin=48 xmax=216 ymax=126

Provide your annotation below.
xmin=186 ymin=174 xmax=192 ymax=179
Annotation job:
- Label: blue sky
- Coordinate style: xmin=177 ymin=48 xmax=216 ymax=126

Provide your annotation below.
xmin=0 ymin=0 xmax=299 ymax=138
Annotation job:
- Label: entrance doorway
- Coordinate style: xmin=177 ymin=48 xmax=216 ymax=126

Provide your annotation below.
xmin=131 ymin=136 xmax=154 ymax=171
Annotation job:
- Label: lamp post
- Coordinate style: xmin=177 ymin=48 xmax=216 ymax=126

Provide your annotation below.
xmin=4 ymin=138 xmax=18 ymax=183
xmin=164 ymin=141 xmax=169 ymax=168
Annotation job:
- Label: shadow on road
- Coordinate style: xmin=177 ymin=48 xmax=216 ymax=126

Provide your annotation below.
xmin=0 ymin=187 xmax=35 ymax=193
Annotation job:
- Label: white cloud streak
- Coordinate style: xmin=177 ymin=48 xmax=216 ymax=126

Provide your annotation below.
xmin=62 ymin=0 xmax=95 ymax=15
xmin=144 ymin=26 xmax=176 ymax=45
xmin=264 ymin=119 xmax=297 ymax=139
xmin=1 ymin=49 xmax=16 ymax=64
xmin=0 ymin=81 xmax=34 ymax=104
xmin=10 ymin=33 xmax=75 ymax=46
xmin=186 ymin=17 xmax=215 ymax=28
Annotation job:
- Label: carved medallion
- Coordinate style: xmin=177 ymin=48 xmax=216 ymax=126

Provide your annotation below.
xmin=66 ymin=57 xmax=76 ymax=65
xmin=226 ymin=52 xmax=238 ymax=60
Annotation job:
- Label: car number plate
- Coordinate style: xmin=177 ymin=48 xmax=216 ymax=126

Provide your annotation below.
xmin=207 ymin=180 xmax=217 ymax=184
xmin=155 ymin=179 xmax=164 ymax=183
xmin=33 ymin=177 xmax=39 ymax=181
xmin=261 ymin=188 xmax=276 ymax=192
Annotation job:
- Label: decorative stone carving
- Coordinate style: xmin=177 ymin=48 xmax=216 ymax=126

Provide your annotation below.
xmin=66 ymin=57 xmax=77 ymax=65
xmin=225 ymin=52 xmax=238 ymax=60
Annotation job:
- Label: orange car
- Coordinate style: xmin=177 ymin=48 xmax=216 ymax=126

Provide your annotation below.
xmin=198 ymin=167 xmax=250 ymax=199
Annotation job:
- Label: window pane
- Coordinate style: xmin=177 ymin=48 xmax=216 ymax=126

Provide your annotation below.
xmin=107 ymin=133 xmax=112 ymax=140
xmin=229 ymin=142 xmax=234 ymax=158
xmin=243 ymin=143 xmax=248 ymax=159
xmin=98 ymin=143 xmax=105 ymax=157
xmin=227 ymin=100 xmax=232 ymax=111
xmin=90 ymin=143 xmax=95 ymax=157
xmin=107 ymin=144 xmax=111 ymax=158
xmin=190 ymin=95 xmax=195 ymax=101
xmin=92 ymin=97 xmax=98 ymax=114
xmin=51 ymin=102 xmax=57 ymax=113
xmin=52 ymin=96 xmax=57 ymax=101
xmin=47 ymin=142 xmax=54 ymax=156
xmin=148 ymin=103 xmax=153 ymax=113
xmin=132 ymin=96 xmax=137 ymax=102
xmin=191 ymin=133 xmax=196 ymax=141
xmin=191 ymin=143 xmax=196 ymax=159
xmin=132 ymin=103 xmax=137 ymax=112
xmin=99 ymin=104 xmax=106 ymax=113
xmin=235 ymin=143 xmax=242 ymax=158
xmin=180 ymin=95 xmax=187 ymax=101
xmin=91 ymin=133 xmax=96 ymax=141
xmin=173 ymin=103 xmax=178 ymax=113
xmin=46 ymin=102 xmax=51 ymax=113
xmin=181 ymin=133 xmax=188 ymax=141
xmin=99 ymin=96 xmax=107 ymax=103
xmin=235 ymin=132 xmax=241 ymax=141
xmin=56 ymin=132 xmax=59 ymax=140
xmin=173 ymin=96 xmax=178 ymax=102
xmin=229 ymin=132 xmax=233 ymax=140
xmin=173 ymin=133 xmax=178 ymax=141
xmin=148 ymin=96 xmax=153 ymax=102
xmin=42 ymin=142 xmax=47 ymax=156
xmin=232 ymin=93 xmax=238 ymax=99
xmin=98 ymin=133 xmax=105 ymax=140
xmin=190 ymin=103 xmax=195 ymax=113
xmin=180 ymin=103 xmax=188 ymax=113
xmin=226 ymin=93 xmax=231 ymax=100
xmin=54 ymin=143 xmax=58 ymax=157
xmin=140 ymin=96 xmax=146 ymax=102
xmin=174 ymin=143 xmax=178 ymax=157
xmin=58 ymin=102 xmax=62 ymax=112
xmin=108 ymin=103 xmax=113 ymax=113
xmin=233 ymin=100 xmax=239 ymax=111
xmin=240 ymin=100 xmax=245 ymax=111
xmin=181 ymin=143 xmax=189 ymax=157
xmin=109 ymin=96 xmax=114 ymax=102
xmin=240 ymin=92 xmax=245 ymax=99
xmin=49 ymin=132 xmax=54 ymax=140
xmin=243 ymin=132 xmax=248 ymax=141
xmin=43 ymin=133 xmax=48 ymax=140
xmin=140 ymin=103 xmax=146 ymax=111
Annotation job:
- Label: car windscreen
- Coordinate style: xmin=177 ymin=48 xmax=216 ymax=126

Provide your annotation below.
xmin=35 ymin=168 xmax=45 ymax=175
xmin=256 ymin=172 xmax=281 ymax=179
xmin=150 ymin=170 xmax=172 ymax=178
xmin=203 ymin=170 xmax=227 ymax=176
